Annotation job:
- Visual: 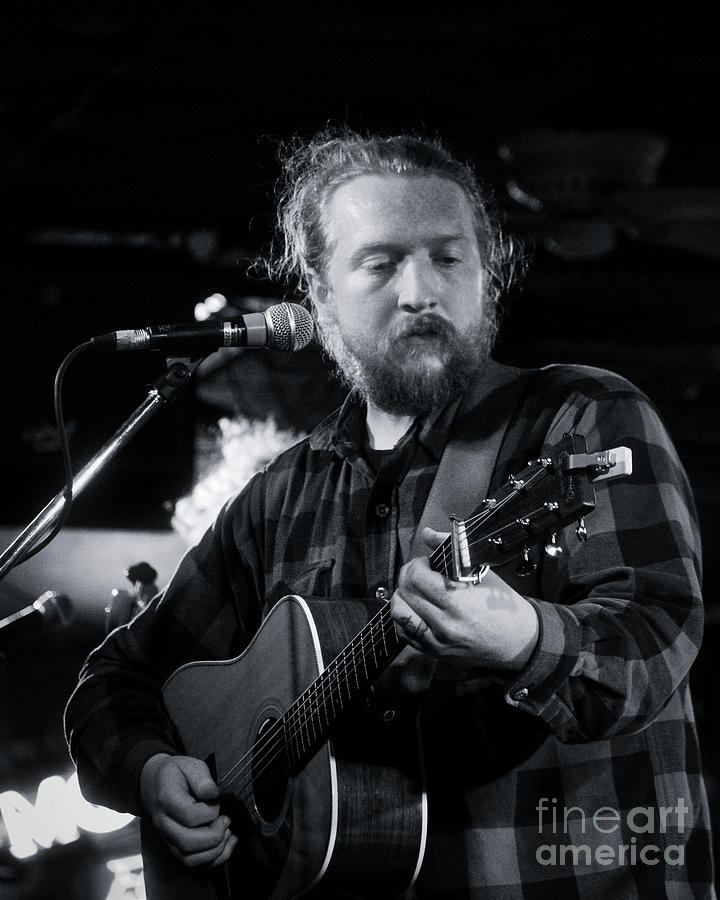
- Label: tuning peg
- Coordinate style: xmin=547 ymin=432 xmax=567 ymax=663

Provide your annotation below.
xmin=516 ymin=547 xmax=537 ymax=576
xmin=576 ymin=517 xmax=588 ymax=542
xmin=544 ymin=533 xmax=563 ymax=558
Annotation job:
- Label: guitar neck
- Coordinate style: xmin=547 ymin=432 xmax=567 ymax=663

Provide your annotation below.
xmin=279 ymin=431 xmax=624 ymax=773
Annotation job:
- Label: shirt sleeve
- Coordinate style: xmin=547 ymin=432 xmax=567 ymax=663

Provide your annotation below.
xmin=502 ymin=387 xmax=704 ymax=742
xmin=64 ymin=485 xmax=264 ymax=815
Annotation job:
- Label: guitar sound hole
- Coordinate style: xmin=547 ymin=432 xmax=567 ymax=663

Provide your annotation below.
xmin=251 ymin=716 xmax=288 ymax=824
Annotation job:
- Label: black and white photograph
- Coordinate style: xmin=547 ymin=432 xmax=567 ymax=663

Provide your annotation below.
xmin=0 ymin=8 xmax=718 ymax=899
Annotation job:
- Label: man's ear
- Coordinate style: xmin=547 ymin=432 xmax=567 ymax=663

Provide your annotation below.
xmin=307 ymin=268 xmax=329 ymax=307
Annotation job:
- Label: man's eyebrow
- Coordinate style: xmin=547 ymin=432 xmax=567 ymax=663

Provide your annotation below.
xmin=349 ymin=241 xmax=395 ymax=259
xmin=348 ymin=235 xmax=471 ymax=264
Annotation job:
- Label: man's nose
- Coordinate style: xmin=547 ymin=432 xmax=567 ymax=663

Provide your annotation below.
xmin=396 ymin=258 xmax=440 ymax=312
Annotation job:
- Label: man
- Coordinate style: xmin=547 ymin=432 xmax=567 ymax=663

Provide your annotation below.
xmin=65 ymin=129 xmax=715 ymax=898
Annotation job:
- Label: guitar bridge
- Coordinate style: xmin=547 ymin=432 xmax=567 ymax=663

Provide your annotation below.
xmin=449 ymin=515 xmax=489 ymax=584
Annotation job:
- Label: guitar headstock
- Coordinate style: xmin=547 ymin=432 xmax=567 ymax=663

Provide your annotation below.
xmin=431 ymin=433 xmax=632 ymax=582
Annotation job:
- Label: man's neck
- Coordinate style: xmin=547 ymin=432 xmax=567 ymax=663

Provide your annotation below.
xmin=365 ymin=402 xmax=415 ymax=450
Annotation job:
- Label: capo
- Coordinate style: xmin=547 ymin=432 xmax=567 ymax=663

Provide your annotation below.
xmin=449 ymin=515 xmax=488 ymax=585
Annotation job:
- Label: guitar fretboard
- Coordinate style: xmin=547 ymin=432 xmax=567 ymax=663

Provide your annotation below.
xmin=281 ymin=604 xmax=399 ymax=771
xmin=281 ymin=544 xmax=455 ymax=773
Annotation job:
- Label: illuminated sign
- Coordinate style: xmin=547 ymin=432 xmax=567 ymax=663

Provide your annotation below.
xmin=0 ymin=771 xmax=134 ymax=859
xmin=106 ymin=854 xmax=146 ymax=900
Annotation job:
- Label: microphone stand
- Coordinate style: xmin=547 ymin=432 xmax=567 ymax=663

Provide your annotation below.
xmin=0 ymin=357 xmax=204 ymax=581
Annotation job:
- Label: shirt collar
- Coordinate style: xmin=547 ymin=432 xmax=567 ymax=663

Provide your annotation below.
xmin=308 ymin=388 xmax=464 ymax=462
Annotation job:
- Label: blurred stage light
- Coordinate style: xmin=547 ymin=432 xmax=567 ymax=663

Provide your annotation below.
xmin=0 ymin=771 xmax=133 ymax=860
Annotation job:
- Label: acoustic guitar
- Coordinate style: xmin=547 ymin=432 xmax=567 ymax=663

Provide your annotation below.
xmin=145 ymin=433 xmax=631 ymax=899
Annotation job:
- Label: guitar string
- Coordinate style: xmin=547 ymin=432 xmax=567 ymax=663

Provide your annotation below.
xmin=216 ymin=495 xmax=552 ymax=802
xmin=214 ymin=465 xmax=555 ymax=798
xmin=213 ymin=476 xmax=554 ymax=800
xmin=215 ymin=605 xmax=398 ymax=798
xmin=428 ymin=465 xmax=550 ymax=574
xmin=215 ymin=499 xmax=555 ymax=805
xmin=213 ymin=483 xmax=516 ymax=798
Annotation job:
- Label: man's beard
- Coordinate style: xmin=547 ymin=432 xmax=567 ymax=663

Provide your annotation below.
xmin=315 ymin=306 xmax=496 ymax=417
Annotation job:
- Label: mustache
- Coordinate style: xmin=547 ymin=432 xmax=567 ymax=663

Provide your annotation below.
xmin=391 ymin=315 xmax=456 ymax=341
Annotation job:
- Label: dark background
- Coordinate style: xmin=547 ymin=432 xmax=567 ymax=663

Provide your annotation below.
xmin=0 ymin=7 xmax=718 ymax=897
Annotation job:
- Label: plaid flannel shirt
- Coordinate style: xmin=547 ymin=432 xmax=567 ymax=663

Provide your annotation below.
xmin=65 ymin=362 xmax=715 ymax=899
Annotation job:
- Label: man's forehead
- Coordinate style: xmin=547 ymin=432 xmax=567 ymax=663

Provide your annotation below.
xmin=324 ymin=174 xmax=476 ymax=244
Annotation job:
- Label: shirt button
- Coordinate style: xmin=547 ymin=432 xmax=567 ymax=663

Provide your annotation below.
xmin=512 ymin=687 xmax=529 ymax=702
xmin=375 ymin=503 xmax=390 ymax=519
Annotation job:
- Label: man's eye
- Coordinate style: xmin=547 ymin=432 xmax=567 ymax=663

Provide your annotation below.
xmin=435 ymin=255 xmax=461 ymax=266
xmin=364 ymin=259 xmax=394 ymax=273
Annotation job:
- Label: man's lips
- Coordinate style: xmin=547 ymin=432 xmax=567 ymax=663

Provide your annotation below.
xmin=394 ymin=317 xmax=451 ymax=340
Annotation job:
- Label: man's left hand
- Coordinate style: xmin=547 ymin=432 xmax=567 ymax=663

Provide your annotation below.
xmin=390 ymin=527 xmax=540 ymax=672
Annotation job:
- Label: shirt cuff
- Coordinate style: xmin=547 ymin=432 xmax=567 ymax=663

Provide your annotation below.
xmin=121 ymin=737 xmax=182 ymax=815
xmin=502 ymin=597 xmax=581 ymax=714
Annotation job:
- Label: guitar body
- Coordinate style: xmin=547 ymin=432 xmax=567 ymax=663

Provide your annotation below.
xmin=149 ymin=594 xmax=427 ymax=900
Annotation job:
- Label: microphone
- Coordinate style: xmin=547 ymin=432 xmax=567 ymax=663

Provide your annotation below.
xmin=90 ymin=301 xmax=314 ymax=355
xmin=0 ymin=591 xmax=73 ymax=649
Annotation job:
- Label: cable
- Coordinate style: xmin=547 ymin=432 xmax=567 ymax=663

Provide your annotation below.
xmin=11 ymin=342 xmax=92 ymax=567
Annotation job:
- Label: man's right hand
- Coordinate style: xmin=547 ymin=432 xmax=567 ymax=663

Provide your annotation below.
xmin=139 ymin=753 xmax=238 ymax=868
